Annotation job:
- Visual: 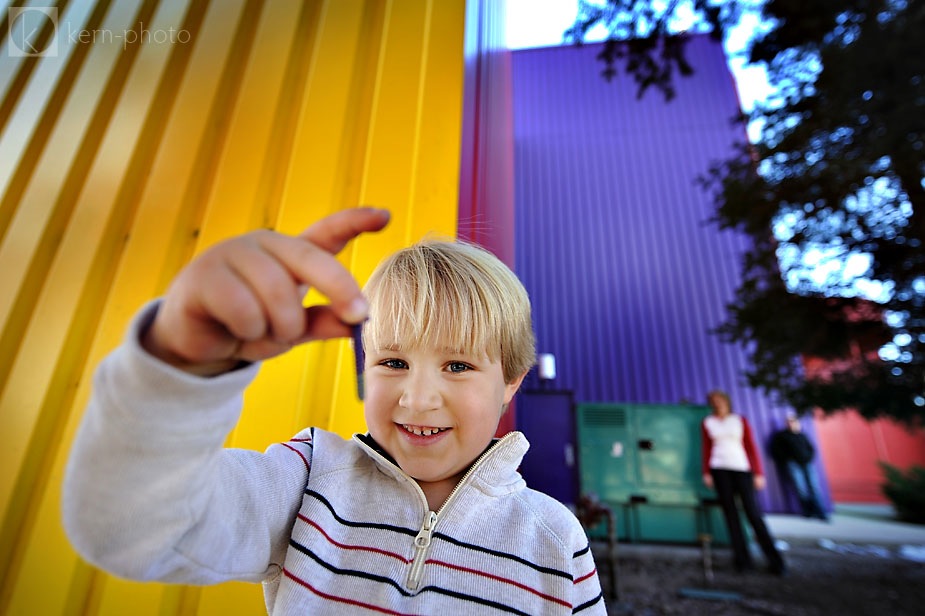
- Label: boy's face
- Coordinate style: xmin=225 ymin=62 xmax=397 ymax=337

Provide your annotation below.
xmin=363 ymin=342 xmax=524 ymax=499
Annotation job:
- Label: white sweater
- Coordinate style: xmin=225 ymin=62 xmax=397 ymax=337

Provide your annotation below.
xmin=62 ymin=305 xmax=605 ymax=614
xmin=701 ymin=413 xmax=764 ymax=475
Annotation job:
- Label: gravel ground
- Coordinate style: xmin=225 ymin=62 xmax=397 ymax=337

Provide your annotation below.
xmin=593 ymin=539 xmax=925 ymax=615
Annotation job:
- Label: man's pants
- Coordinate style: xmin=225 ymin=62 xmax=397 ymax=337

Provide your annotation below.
xmin=784 ymin=461 xmax=828 ymax=520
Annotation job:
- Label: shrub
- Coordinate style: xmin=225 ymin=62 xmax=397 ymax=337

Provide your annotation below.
xmin=880 ymin=462 xmax=925 ymax=524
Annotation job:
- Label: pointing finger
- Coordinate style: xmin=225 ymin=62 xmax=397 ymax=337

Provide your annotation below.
xmin=258 ymin=233 xmax=368 ymax=324
xmin=298 ymin=207 xmax=391 ymax=255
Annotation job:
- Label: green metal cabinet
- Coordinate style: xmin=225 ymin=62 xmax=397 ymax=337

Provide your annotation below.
xmin=577 ymin=403 xmax=731 ymax=544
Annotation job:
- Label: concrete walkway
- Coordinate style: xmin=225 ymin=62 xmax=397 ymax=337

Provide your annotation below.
xmin=766 ymin=503 xmax=925 ymax=545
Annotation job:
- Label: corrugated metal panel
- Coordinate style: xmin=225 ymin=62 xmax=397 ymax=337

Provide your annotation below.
xmin=815 ymin=410 xmax=925 ymax=503
xmin=0 ymin=0 xmax=466 ymax=612
xmin=458 ymin=0 xmax=513 ymax=266
xmin=457 ymin=0 xmax=516 ymax=434
xmin=512 ymin=37 xmax=827 ymax=513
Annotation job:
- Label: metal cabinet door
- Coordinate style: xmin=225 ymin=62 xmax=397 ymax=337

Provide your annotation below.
xmin=516 ymin=390 xmax=579 ymax=507
xmin=632 ymin=404 xmax=710 ymax=505
xmin=576 ymin=404 xmax=637 ymax=504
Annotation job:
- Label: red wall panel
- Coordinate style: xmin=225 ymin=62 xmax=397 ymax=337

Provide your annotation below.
xmin=459 ymin=0 xmax=517 ymax=435
xmin=815 ymin=411 xmax=925 ymax=502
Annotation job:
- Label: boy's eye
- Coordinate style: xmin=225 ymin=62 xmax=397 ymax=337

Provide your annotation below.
xmin=380 ymin=359 xmax=408 ymax=370
xmin=447 ymin=362 xmax=472 ymax=373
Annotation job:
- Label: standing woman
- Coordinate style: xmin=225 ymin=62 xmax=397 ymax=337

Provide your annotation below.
xmin=701 ymin=389 xmax=786 ymax=575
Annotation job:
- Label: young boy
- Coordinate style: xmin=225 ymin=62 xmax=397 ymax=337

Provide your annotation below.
xmin=63 ymin=208 xmax=605 ymax=614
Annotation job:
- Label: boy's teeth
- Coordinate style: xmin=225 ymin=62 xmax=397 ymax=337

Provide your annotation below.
xmin=403 ymin=424 xmax=446 ymax=436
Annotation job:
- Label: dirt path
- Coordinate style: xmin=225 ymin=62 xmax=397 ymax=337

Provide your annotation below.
xmin=594 ymin=540 xmax=925 ymax=615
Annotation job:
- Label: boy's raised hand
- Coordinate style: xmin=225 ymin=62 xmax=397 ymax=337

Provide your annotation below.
xmin=142 ymin=208 xmax=390 ymax=376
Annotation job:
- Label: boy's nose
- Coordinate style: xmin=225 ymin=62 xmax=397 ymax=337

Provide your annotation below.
xmin=399 ymin=373 xmax=441 ymax=412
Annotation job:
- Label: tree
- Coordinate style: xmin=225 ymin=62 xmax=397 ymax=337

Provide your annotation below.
xmin=566 ymin=0 xmax=925 ymax=424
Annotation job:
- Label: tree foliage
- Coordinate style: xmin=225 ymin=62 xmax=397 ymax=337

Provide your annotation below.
xmin=567 ymin=0 xmax=925 ymax=423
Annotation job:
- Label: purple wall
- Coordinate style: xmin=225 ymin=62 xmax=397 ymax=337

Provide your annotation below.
xmin=511 ymin=36 xmax=829 ymax=513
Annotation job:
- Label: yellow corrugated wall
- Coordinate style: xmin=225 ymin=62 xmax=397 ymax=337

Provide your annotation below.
xmin=0 ymin=0 xmax=467 ymax=613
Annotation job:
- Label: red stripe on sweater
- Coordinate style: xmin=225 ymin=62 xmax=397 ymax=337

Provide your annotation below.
xmin=280 ymin=442 xmax=310 ymax=472
xmin=283 ymin=568 xmax=421 ymax=616
xmin=427 ymin=559 xmax=572 ymax=608
xmin=298 ymin=514 xmax=410 ymax=563
xmin=574 ymin=568 xmax=597 ymax=584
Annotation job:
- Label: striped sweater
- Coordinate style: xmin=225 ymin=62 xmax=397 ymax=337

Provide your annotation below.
xmin=63 ymin=304 xmax=605 ymax=615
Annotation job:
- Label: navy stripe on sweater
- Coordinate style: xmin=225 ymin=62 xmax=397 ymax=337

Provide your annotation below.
xmin=288 ymin=540 xmax=410 ymax=593
xmin=306 ymin=488 xmax=580 ymax=580
xmin=283 ymin=569 xmax=410 ymax=616
xmin=305 ymin=489 xmax=418 ymax=536
xmin=295 ymin=513 xmax=577 ymax=608
xmin=293 ymin=493 xmax=602 ymax=612
xmin=574 ymin=592 xmax=605 ymax=613
xmin=433 ymin=530 xmax=575 ymax=580
xmin=283 ymin=565 xmax=540 ymax=616
xmin=286 ymin=541 xmax=541 ymax=615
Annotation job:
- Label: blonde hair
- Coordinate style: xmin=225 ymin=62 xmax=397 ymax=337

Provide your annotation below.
xmin=707 ymin=389 xmax=730 ymax=406
xmin=362 ymin=239 xmax=535 ymax=384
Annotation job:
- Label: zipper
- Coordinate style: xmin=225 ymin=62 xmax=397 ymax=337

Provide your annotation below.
xmin=406 ymin=510 xmax=437 ymax=589
xmin=403 ymin=432 xmax=519 ymax=590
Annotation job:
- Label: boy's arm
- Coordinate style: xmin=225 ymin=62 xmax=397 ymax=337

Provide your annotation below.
xmin=570 ymin=526 xmax=607 ymax=614
xmin=63 ymin=303 xmax=309 ymax=583
xmin=63 ymin=208 xmax=390 ymax=582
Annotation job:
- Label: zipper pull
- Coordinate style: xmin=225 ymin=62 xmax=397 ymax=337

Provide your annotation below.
xmin=407 ymin=511 xmax=438 ymax=590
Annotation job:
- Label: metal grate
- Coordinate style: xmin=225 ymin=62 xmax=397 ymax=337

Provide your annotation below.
xmin=582 ymin=407 xmax=627 ymax=427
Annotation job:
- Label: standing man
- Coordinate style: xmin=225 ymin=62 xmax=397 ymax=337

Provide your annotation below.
xmin=769 ymin=412 xmax=829 ymax=521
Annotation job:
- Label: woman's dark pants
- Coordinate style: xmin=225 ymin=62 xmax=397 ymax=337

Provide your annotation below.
xmin=710 ymin=468 xmax=785 ymax=573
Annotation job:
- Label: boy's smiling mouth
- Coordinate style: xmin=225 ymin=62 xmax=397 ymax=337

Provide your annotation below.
xmin=400 ymin=424 xmax=450 ymax=437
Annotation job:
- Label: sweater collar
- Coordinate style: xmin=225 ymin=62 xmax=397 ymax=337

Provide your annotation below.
xmin=352 ymin=431 xmax=530 ymax=493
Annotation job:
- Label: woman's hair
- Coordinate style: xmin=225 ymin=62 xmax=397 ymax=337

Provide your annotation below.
xmin=363 ymin=239 xmax=535 ymax=384
xmin=707 ymin=389 xmax=730 ymax=406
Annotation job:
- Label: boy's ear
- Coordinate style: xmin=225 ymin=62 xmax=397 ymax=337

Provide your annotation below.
xmin=503 ymin=371 xmax=529 ymax=404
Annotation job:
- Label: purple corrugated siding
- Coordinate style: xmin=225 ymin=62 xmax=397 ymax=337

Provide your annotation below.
xmin=511 ymin=36 xmax=828 ymax=513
